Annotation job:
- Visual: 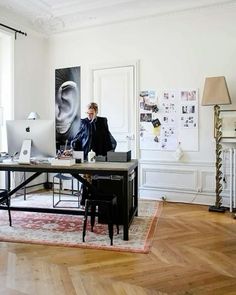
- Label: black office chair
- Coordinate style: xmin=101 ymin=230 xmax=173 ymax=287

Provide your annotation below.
xmin=82 ymin=192 xmax=119 ymax=246
xmin=0 ymin=189 xmax=12 ymax=226
xmin=52 ymin=173 xmax=82 ymax=208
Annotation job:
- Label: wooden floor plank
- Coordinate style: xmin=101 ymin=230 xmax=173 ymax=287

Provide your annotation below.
xmin=0 ymin=201 xmax=236 ymax=294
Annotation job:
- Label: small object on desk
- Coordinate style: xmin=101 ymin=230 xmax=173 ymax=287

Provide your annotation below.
xmin=107 ymin=151 xmax=131 ymax=162
xmin=95 ymin=155 xmax=107 ymax=162
xmin=30 ymin=158 xmax=51 ymax=165
xmin=51 ymin=157 xmax=76 ymax=166
xmin=88 ymin=150 xmax=96 ymax=163
xmin=72 ymin=151 xmax=84 ymax=163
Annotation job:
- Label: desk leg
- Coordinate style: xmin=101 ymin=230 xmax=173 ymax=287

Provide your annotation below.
xmin=23 ymin=172 xmax=26 ymax=200
xmin=134 ymin=166 xmax=138 ymax=216
xmin=44 ymin=173 xmax=52 ymax=189
xmin=5 ymin=171 xmax=10 ymax=191
xmin=123 ymin=173 xmax=129 ymax=241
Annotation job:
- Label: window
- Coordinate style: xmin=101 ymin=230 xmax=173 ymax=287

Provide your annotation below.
xmin=0 ymin=30 xmax=14 ymax=187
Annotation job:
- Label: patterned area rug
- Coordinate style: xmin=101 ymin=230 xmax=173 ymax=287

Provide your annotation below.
xmin=0 ymin=192 xmax=162 ymax=253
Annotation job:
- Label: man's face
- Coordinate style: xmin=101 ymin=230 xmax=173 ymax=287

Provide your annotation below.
xmin=87 ymin=108 xmax=96 ymax=121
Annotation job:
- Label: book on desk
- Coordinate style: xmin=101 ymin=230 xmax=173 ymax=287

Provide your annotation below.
xmin=51 ymin=157 xmax=76 ymax=166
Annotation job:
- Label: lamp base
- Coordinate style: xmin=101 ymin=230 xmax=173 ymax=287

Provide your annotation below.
xmin=208 ymin=205 xmax=226 ymax=213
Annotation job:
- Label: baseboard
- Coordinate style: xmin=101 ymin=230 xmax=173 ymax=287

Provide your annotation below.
xmin=139 ymin=188 xmax=217 ymax=206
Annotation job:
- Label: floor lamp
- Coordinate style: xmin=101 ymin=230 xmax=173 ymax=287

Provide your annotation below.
xmin=202 ymin=76 xmax=231 ymax=212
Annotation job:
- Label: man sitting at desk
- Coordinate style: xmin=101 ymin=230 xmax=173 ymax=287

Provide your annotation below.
xmin=71 ymin=102 xmax=117 ymax=205
xmin=71 ymin=102 xmax=116 ymax=159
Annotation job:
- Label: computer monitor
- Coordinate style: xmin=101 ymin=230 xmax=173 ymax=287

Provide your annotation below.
xmin=6 ymin=120 xmax=56 ymax=162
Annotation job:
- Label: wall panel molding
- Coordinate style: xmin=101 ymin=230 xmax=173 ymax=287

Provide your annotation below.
xmin=141 ymin=167 xmax=198 ymax=192
xmin=138 ymin=160 xmax=230 ymax=206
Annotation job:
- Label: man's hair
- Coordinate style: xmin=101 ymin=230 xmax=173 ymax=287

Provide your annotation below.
xmin=87 ymin=102 xmax=98 ymax=113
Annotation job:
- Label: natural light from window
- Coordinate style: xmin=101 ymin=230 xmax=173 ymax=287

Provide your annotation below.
xmin=0 ymin=30 xmax=14 ymax=187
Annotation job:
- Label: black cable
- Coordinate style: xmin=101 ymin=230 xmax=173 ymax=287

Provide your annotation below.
xmin=0 ymin=23 xmax=27 ymax=39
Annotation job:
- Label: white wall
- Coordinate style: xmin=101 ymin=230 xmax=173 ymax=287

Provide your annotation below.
xmin=47 ymin=3 xmax=236 ymax=164
xmin=2 ymin=3 xmax=236 ymax=204
xmin=46 ymin=3 xmax=236 ymax=205
xmin=14 ymin=31 xmax=50 ymax=119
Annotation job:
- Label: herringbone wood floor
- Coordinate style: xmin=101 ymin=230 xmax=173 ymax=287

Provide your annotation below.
xmin=0 ymin=201 xmax=236 ymax=295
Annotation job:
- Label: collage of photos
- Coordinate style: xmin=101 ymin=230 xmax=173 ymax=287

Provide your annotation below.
xmin=139 ymin=89 xmax=198 ymax=151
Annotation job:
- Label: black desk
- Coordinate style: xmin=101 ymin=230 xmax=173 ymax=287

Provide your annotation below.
xmin=0 ymin=160 xmax=138 ymax=240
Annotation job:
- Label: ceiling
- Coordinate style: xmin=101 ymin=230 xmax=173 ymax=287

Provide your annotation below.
xmin=0 ymin=0 xmax=234 ymax=35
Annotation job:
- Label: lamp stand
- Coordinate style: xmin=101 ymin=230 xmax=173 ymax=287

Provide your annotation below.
xmin=209 ymin=105 xmax=226 ymax=213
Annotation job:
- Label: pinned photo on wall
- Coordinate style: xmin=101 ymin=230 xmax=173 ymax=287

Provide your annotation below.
xmin=162 ymin=114 xmax=176 ymax=125
xmin=152 ymin=118 xmax=161 ymax=128
xmin=140 ymin=113 xmax=152 ymax=122
xmin=181 ymin=90 xmax=197 ymax=101
xmin=163 ymin=90 xmax=178 ymax=101
xmin=160 ymin=90 xmax=177 ymax=114
xmin=152 ymin=118 xmax=161 ymax=140
xmin=180 ymin=116 xmax=197 ymax=128
xmin=139 ymin=90 xmax=158 ymax=112
xmin=181 ymin=105 xmax=196 ymax=114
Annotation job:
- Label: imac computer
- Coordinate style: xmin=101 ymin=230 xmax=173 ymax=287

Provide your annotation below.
xmin=6 ymin=119 xmax=56 ymax=163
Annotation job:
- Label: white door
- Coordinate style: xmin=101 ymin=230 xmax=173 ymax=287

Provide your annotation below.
xmin=92 ymin=63 xmax=138 ymax=158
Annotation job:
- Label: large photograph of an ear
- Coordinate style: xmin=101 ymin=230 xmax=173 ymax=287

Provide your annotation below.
xmin=55 ymin=66 xmax=81 ymax=150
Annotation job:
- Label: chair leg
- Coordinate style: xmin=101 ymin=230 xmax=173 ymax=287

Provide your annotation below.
xmin=6 ymin=197 xmax=12 ymax=226
xmin=7 ymin=207 xmax=12 ymax=226
xmin=59 ymin=177 xmax=62 ymax=202
xmin=90 ymin=205 xmax=96 ymax=232
xmin=82 ymin=195 xmax=118 ymax=245
xmin=107 ymin=203 xmax=114 ymax=246
xmin=52 ymin=177 xmax=56 ymax=207
xmin=108 ymin=224 xmax=113 ymax=246
xmin=82 ymin=200 xmax=89 ymax=242
xmin=77 ymin=180 xmax=80 ymax=208
xmin=114 ymin=202 xmax=119 ymax=234
xmin=71 ymin=178 xmax=74 ymax=195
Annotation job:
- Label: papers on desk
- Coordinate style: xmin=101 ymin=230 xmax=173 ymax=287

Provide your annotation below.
xmin=51 ymin=157 xmax=76 ymax=166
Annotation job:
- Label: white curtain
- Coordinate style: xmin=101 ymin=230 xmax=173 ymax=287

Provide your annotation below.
xmin=0 ymin=30 xmax=14 ymax=187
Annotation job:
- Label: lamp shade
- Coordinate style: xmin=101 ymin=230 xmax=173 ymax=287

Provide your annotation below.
xmin=27 ymin=112 xmax=40 ymax=120
xmin=202 ymin=76 xmax=231 ymax=106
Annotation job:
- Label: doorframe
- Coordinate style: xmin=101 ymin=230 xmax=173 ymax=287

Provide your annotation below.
xmin=89 ymin=60 xmax=140 ymax=159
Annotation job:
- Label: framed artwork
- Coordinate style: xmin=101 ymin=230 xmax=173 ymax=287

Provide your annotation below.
xmin=55 ymin=66 xmax=81 ymax=150
xmin=219 ymin=110 xmax=236 ymax=138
